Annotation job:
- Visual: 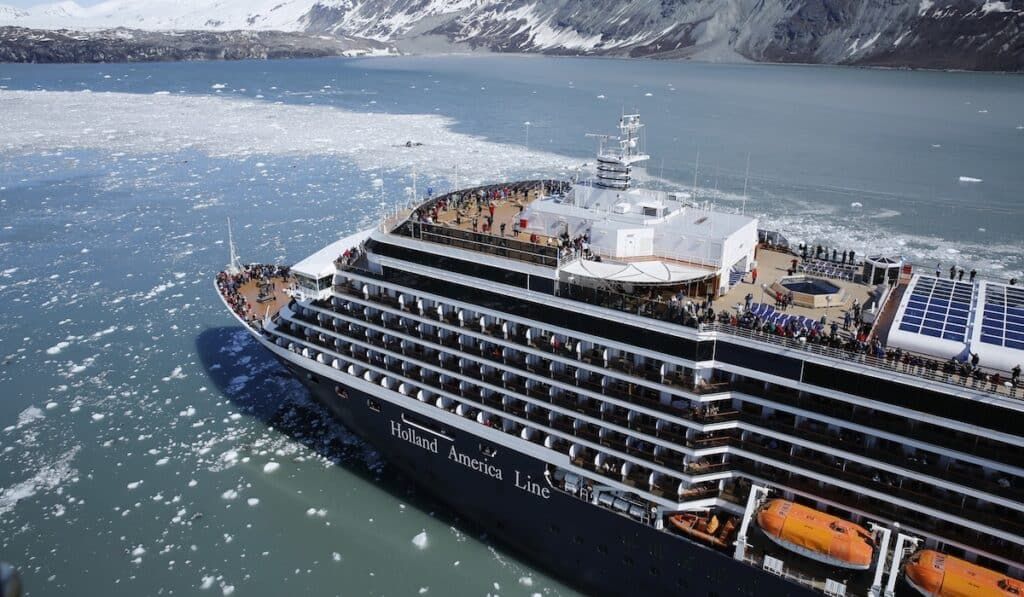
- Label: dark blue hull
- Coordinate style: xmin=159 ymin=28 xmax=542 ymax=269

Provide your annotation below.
xmin=289 ymin=364 xmax=818 ymax=597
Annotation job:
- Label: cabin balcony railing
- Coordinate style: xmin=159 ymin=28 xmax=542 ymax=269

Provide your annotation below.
xmin=733 ymin=442 xmax=1024 ymax=537
xmin=742 ymin=416 xmax=1024 ymax=503
xmin=733 ymin=378 xmax=1024 ymax=469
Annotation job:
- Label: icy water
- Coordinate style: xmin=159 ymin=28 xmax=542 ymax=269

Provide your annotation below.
xmin=0 ymin=55 xmax=1022 ymax=596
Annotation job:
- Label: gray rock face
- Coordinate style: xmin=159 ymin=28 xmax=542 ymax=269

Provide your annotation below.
xmin=0 ymin=26 xmax=392 ymax=63
xmin=283 ymin=0 xmax=1023 ymax=70
xmin=1 ymin=0 xmax=1021 ymax=70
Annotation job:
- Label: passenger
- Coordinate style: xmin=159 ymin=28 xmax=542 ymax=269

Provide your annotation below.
xmin=969 ymin=268 xmax=977 ymax=282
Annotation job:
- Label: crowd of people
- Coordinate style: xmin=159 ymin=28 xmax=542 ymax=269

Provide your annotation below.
xmin=337 ymin=244 xmax=364 ymax=269
xmin=216 ymin=264 xmax=290 ymax=325
xmin=720 ymin=299 xmax=1021 ymax=397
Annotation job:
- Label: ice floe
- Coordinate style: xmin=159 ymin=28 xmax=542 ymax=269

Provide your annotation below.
xmin=0 ymin=90 xmax=578 ymax=186
xmin=412 ymin=530 xmax=428 ymax=549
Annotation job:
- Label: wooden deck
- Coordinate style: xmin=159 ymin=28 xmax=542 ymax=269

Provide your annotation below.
xmin=431 ymin=186 xmax=561 ymax=246
xmin=718 ymin=247 xmax=877 ymax=333
xmin=238 ymin=275 xmax=291 ymax=321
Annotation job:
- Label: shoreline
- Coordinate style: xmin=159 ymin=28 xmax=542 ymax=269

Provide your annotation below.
xmin=0 ymin=26 xmax=1021 ymax=74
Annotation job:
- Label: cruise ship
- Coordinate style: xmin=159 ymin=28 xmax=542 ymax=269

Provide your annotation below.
xmin=216 ymin=115 xmax=1024 ymax=597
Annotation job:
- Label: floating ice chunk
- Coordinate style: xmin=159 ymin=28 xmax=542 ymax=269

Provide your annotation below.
xmin=418 ymin=588 xmax=428 ymax=594
xmin=46 ymin=341 xmax=71 ymax=355
xmin=644 ymin=92 xmax=653 ymax=97
xmin=211 ymin=83 xmax=226 ymax=89
xmin=91 ymin=413 xmax=105 ymax=421
xmin=519 ymin=576 xmax=534 ymax=587
xmin=412 ymin=530 xmax=428 ymax=549
xmin=127 ymin=480 xmax=142 ymax=490
xmin=332 ymin=552 xmax=342 ymax=562
xmin=200 ymin=576 xmax=215 ymax=590
xmin=262 ymin=462 xmax=280 ymax=474
xmin=131 ymin=546 xmax=146 ymax=557
xmin=188 ymin=479 xmax=198 ymax=487
xmin=156 ymin=457 xmax=169 ymax=466
xmin=222 ymin=585 xmax=235 ymax=596
xmin=221 ymin=489 xmax=238 ymax=500
xmin=162 ymin=366 xmax=186 ymax=381
xmin=958 ymin=176 xmax=982 ymax=183
xmin=850 ymin=202 xmax=863 ymax=208
xmin=306 ymin=508 xmax=317 ymax=516
xmin=978 ymin=227 xmax=987 ymax=232
xmin=596 ymin=94 xmax=605 ymax=99
xmin=16 ymin=406 xmax=44 ymax=428
xmin=247 ymin=498 xmax=259 ymax=507
xmin=45 ymin=402 xmax=58 ymax=410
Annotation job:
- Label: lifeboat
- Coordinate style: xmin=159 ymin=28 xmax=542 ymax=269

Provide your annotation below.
xmin=904 ymin=549 xmax=1024 ymax=597
xmin=755 ymin=499 xmax=874 ymax=570
xmin=668 ymin=511 xmax=737 ymax=550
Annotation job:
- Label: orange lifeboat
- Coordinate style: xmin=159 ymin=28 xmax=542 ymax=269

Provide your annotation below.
xmin=755 ymin=499 xmax=874 ymax=570
xmin=904 ymin=549 xmax=1024 ymax=597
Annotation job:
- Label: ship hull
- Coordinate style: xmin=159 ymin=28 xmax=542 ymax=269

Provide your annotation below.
xmin=273 ymin=349 xmax=818 ymax=597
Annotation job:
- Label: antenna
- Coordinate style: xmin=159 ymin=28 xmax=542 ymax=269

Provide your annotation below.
xmin=691 ymin=150 xmax=700 ymax=204
xmin=412 ymin=167 xmax=417 ymax=207
xmin=226 ymin=217 xmax=242 ymax=275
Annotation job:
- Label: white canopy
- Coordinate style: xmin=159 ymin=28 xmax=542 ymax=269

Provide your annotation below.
xmin=561 ymin=259 xmax=711 ymax=284
xmin=292 ymin=227 xmax=374 ymax=279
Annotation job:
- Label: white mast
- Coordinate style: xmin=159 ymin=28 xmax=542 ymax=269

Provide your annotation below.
xmin=742 ymin=152 xmax=751 ymax=216
xmin=226 ymin=217 xmax=242 ymax=275
xmin=691 ymin=150 xmax=700 ymax=205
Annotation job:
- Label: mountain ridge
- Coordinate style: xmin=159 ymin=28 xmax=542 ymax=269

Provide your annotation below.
xmin=1 ymin=0 xmax=1022 ymax=70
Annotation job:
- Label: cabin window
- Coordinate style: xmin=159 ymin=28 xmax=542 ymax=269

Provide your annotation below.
xmin=335 ymin=386 xmax=349 ymax=399
xmin=367 ymin=399 xmax=381 ymax=413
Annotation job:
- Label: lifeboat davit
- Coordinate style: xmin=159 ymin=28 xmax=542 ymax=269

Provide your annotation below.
xmin=667 ymin=511 xmax=737 ymax=549
xmin=755 ymin=499 xmax=874 ymax=570
xmin=904 ymin=549 xmax=1024 ymax=597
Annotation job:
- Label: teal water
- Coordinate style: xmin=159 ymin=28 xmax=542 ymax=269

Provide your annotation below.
xmin=0 ymin=55 xmax=1022 ymax=596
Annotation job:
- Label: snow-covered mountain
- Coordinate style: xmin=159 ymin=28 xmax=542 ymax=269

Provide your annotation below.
xmin=1 ymin=0 xmax=1022 ymax=70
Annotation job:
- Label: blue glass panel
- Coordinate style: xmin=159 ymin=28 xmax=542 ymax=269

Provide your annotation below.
xmin=921 ymin=327 xmax=942 ymax=337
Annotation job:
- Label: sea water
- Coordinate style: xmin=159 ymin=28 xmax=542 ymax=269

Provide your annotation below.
xmin=0 ymin=55 xmax=1021 ymax=596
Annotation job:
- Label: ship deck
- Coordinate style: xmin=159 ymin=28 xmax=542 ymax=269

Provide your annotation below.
xmin=717 ymin=248 xmax=878 ymax=332
xmin=216 ymin=266 xmax=291 ymax=327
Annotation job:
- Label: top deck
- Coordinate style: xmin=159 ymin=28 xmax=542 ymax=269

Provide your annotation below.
xmin=391 ymin=180 xmax=569 ymax=268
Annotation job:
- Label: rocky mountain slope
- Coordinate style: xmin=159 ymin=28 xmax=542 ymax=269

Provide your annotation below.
xmin=1 ymin=0 xmax=1021 ymax=70
xmin=0 ymin=26 xmax=393 ymax=62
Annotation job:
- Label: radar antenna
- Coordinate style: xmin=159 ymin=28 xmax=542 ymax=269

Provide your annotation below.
xmin=585 ymin=114 xmax=650 ymax=191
